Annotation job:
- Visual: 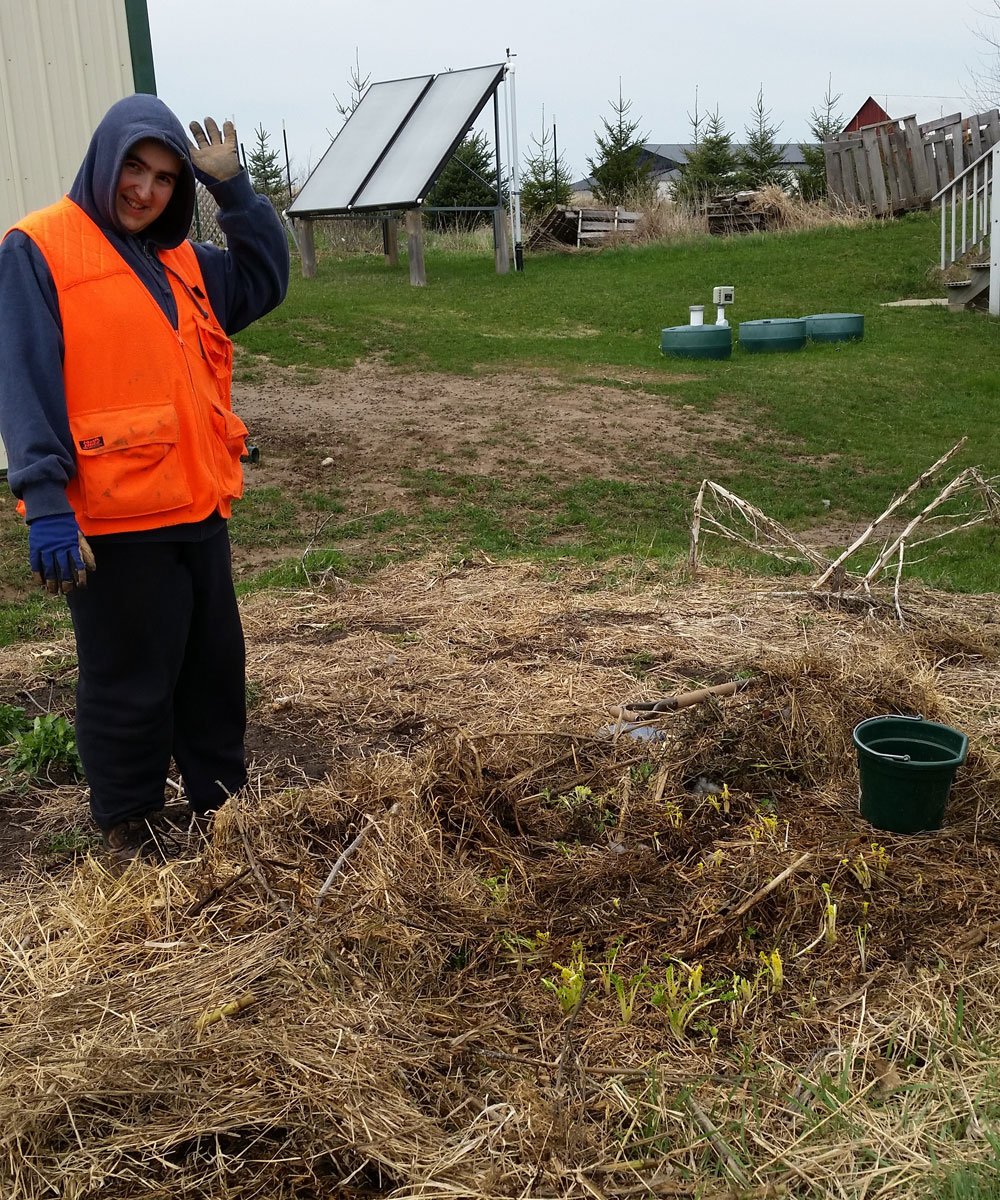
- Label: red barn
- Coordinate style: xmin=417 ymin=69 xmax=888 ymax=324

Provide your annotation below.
xmin=844 ymin=96 xmax=892 ymax=133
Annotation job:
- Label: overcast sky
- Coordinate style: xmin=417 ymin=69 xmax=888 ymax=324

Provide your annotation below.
xmin=147 ymin=0 xmax=995 ymax=185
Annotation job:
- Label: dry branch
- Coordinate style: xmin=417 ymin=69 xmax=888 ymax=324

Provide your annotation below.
xmin=811 ymin=437 xmax=967 ymax=589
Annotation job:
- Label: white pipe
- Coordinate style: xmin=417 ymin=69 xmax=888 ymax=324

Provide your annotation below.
xmin=715 ymin=305 xmax=728 ymax=326
xmin=689 ymin=305 xmax=704 ymax=326
xmin=989 ymin=143 xmax=1000 ymax=315
xmin=502 ymin=65 xmax=515 ymax=252
xmin=506 ymin=62 xmax=523 ymax=269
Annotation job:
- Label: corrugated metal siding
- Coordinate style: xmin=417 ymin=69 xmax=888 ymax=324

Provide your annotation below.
xmin=0 ymin=0 xmax=134 ymax=232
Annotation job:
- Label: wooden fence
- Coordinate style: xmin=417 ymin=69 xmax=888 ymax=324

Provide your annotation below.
xmin=825 ymin=109 xmax=1000 ymax=215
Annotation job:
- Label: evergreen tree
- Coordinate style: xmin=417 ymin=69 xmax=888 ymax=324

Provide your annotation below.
xmin=425 ymin=132 xmax=504 ymax=230
xmin=799 ymin=81 xmax=844 ymax=201
xmin=674 ymin=109 xmax=737 ymax=206
xmin=247 ymin=125 xmax=286 ymax=205
xmin=520 ymin=113 xmax=572 ymax=218
xmin=586 ymin=85 xmax=653 ymax=206
xmin=737 ymin=87 xmax=788 ymax=190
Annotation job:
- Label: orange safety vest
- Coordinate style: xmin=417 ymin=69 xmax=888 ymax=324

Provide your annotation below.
xmin=12 ymin=197 xmax=247 ymax=536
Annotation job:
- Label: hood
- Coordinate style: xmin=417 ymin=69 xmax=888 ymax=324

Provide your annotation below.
xmin=68 ymin=94 xmax=195 ymax=247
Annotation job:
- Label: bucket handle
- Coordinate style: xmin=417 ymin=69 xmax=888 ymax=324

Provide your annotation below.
xmin=867 ymin=713 xmax=921 ymax=759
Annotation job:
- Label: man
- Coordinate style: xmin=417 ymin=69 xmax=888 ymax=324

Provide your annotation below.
xmin=0 ymin=94 xmax=289 ymax=862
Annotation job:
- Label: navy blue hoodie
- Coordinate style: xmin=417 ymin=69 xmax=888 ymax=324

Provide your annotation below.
xmin=0 ymin=94 xmax=289 ymax=523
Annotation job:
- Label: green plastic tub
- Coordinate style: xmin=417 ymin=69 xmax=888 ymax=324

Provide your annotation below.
xmin=738 ymin=318 xmax=807 ymax=353
xmin=804 ymin=312 xmax=864 ymax=342
xmin=852 ymin=715 xmax=968 ymax=833
xmin=660 ymin=324 xmax=732 ymax=361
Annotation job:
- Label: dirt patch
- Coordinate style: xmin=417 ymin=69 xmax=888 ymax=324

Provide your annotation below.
xmin=234 ymin=358 xmax=748 ymax=508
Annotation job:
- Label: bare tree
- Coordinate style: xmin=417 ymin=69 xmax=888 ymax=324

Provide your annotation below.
xmin=967 ymin=2 xmax=1000 ymax=108
xmin=330 ymin=49 xmax=371 ymax=139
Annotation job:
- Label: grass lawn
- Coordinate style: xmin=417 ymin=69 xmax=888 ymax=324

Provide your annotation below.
xmin=235 ymin=208 xmax=999 ymax=588
xmin=3 ymin=208 xmax=999 ymax=643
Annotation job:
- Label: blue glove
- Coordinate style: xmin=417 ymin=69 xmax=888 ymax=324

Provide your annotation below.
xmin=27 ymin=513 xmax=88 ymax=594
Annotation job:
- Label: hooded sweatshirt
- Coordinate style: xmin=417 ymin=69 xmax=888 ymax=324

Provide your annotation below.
xmin=0 ymin=94 xmax=289 ymax=525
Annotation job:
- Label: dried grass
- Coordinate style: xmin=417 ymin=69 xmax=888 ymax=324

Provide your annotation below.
xmin=2 ymin=557 xmax=1000 ymax=1198
xmin=748 ymin=186 xmax=875 ymax=231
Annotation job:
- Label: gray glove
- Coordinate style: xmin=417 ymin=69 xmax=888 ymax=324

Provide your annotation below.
xmin=188 ymin=117 xmax=241 ymax=182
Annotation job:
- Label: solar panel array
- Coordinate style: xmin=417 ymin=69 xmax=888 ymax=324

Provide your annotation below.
xmin=288 ymin=63 xmax=505 ymax=216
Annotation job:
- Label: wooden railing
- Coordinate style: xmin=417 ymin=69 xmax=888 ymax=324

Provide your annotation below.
xmin=933 ymin=142 xmax=1000 ymax=314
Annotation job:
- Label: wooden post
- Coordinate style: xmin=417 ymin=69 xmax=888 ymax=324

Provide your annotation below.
xmin=298 ymin=218 xmax=316 ymax=279
xmin=405 ymin=208 xmax=426 ymax=287
xmin=862 ymin=129 xmax=888 ymax=215
xmin=382 ymin=218 xmax=399 ymax=266
xmin=493 ymin=205 xmax=510 ymax=274
xmin=904 ymin=116 xmax=933 ymax=203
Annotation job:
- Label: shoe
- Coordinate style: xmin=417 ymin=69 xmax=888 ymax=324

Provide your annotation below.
xmin=144 ymin=807 xmax=215 ymax=857
xmin=102 ymin=819 xmax=155 ymax=866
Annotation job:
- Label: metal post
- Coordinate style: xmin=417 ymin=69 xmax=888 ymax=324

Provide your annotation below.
xmin=492 ymin=90 xmax=508 ymax=272
xmin=990 ymin=144 xmax=1000 ymax=315
xmin=506 ymin=61 xmax=524 ymax=271
xmin=282 ymin=123 xmax=293 ymax=206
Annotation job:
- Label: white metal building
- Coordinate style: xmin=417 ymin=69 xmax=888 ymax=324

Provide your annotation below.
xmin=0 ymin=0 xmax=154 ymax=473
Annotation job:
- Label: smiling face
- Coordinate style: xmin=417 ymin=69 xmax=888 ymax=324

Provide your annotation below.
xmin=115 ymin=138 xmax=182 ymax=234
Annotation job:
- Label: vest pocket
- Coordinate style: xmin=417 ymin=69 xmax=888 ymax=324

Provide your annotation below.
xmin=210 ymin=403 xmax=248 ymax=500
xmin=73 ymin=404 xmax=192 ymax=520
xmin=196 ymin=322 xmax=234 ymax=406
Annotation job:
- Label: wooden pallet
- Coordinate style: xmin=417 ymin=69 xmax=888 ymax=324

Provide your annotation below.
xmin=527 ymin=205 xmax=642 ymax=249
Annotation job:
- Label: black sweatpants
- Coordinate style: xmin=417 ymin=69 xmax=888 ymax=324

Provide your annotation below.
xmin=66 ymin=526 xmax=248 ymax=830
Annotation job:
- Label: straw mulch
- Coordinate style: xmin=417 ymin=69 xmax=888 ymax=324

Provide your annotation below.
xmin=2 ymin=557 xmax=1000 ymax=1199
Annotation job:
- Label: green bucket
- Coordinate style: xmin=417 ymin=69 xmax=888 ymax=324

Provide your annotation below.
xmin=852 ymin=715 xmax=968 ymax=833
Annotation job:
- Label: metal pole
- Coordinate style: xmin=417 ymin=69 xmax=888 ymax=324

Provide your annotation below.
xmin=506 ymin=60 xmax=523 ymax=271
xmin=502 ymin=64 xmax=515 ymax=251
xmin=552 ymin=119 xmax=558 ymax=192
xmin=492 ymin=90 xmax=509 ymax=273
xmin=989 ymin=143 xmax=1000 ymax=315
xmin=493 ymin=90 xmax=504 ymax=204
xmin=282 ymin=122 xmax=293 ymax=205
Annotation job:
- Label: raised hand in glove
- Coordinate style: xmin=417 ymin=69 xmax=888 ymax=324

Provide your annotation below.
xmin=188 ymin=117 xmax=242 ymax=183
xmin=28 ymin=513 xmax=94 ymax=594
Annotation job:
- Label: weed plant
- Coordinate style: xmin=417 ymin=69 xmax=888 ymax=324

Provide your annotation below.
xmin=8 ymin=714 xmax=82 ymax=780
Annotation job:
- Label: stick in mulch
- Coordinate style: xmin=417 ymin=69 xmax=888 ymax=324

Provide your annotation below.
xmin=314 ymin=802 xmax=400 ymax=909
xmin=675 ymin=851 xmax=812 ymax=958
xmin=685 ymin=1093 xmax=750 ymax=1189
xmin=608 ymin=679 xmax=751 ymax=722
